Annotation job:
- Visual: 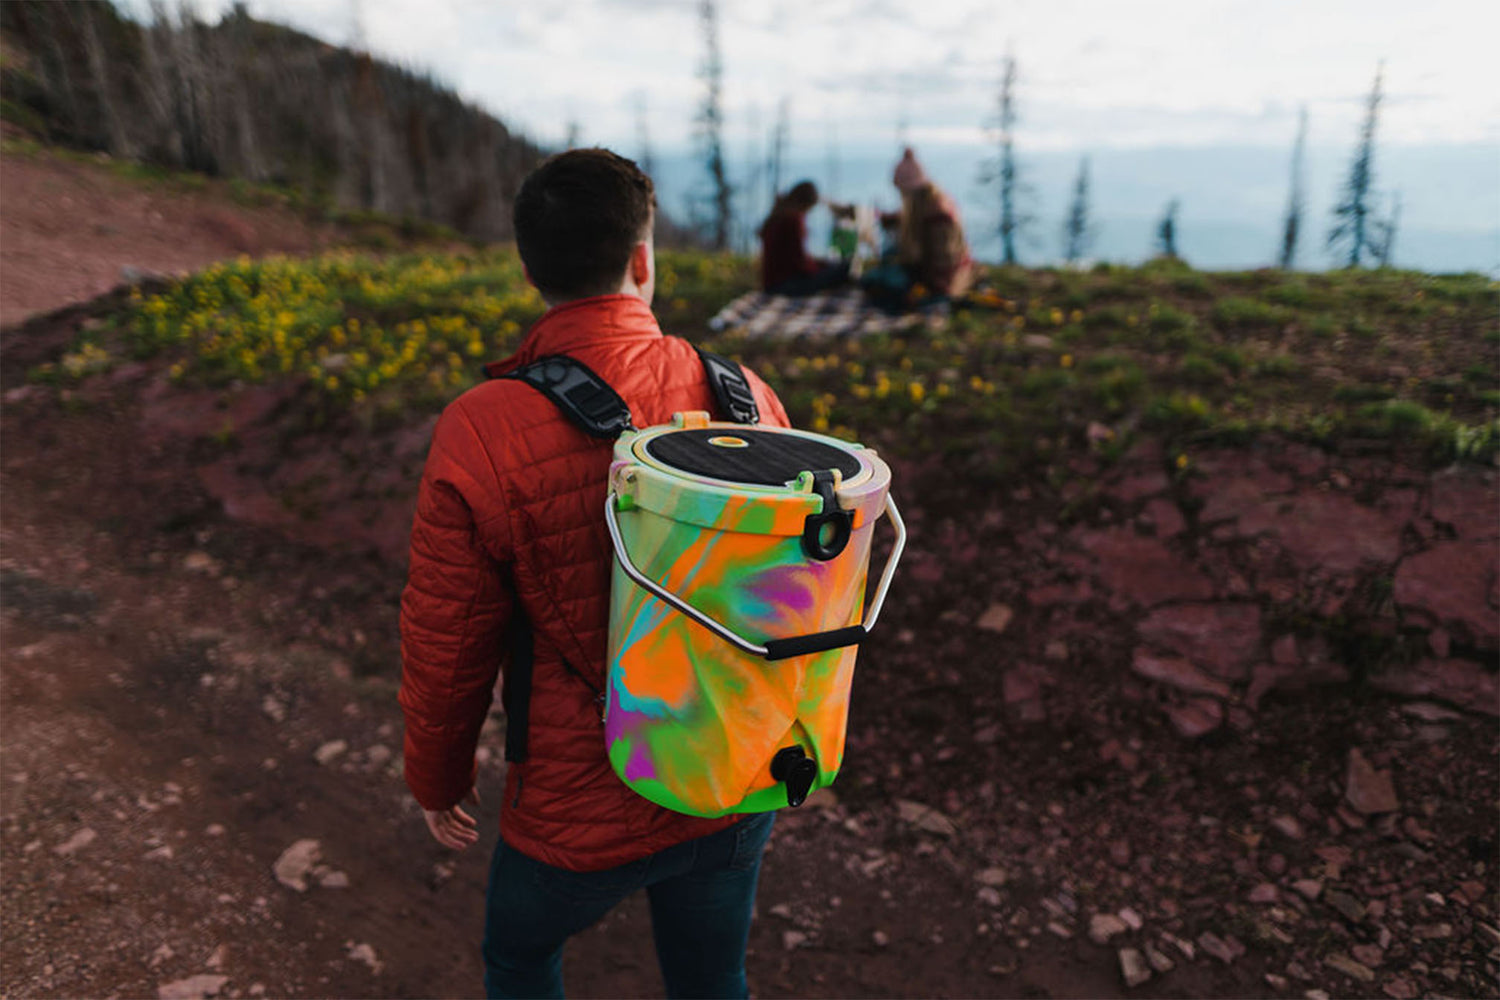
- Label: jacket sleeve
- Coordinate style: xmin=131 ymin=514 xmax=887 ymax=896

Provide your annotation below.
xmin=398 ymin=401 xmax=514 ymax=811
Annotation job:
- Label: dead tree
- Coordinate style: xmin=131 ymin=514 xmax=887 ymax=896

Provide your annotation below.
xmin=1328 ymin=63 xmax=1386 ymax=268
xmin=695 ymin=0 xmax=732 ymax=249
xmin=1278 ymin=106 xmax=1307 ymax=269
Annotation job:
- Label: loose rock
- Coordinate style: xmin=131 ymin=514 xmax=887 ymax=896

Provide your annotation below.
xmin=1293 ymin=879 xmax=1323 ymax=900
xmin=1131 ymin=649 xmax=1232 ymax=699
xmin=1269 ymin=815 xmax=1304 ymax=840
xmin=317 ymin=869 xmax=350 ymax=889
xmin=273 ymin=839 xmax=322 ymax=892
xmin=1324 ymin=953 xmax=1375 ymax=983
xmin=1197 ymin=931 xmax=1245 ymax=964
xmin=346 ymin=942 xmax=383 ymax=974
xmin=1166 ymin=698 xmax=1223 ymax=739
xmin=1118 ymin=948 xmax=1151 ymax=987
xmin=1345 ymin=748 xmax=1399 ymax=815
xmin=54 ymin=827 xmax=98 ymax=856
xmin=1382 ymin=976 xmax=1418 ymax=999
xmin=977 ymin=603 xmax=1014 ymax=633
xmin=1248 ymin=882 xmax=1279 ymax=904
xmin=1324 ymin=888 xmax=1367 ymax=924
xmin=1089 ymin=913 xmax=1129 ymax=944
xmin=157 ymin=975 xmax=230 ymax=1000
xmin=974 ymin=867 xmax=1009 ymax=887
xmin=896 ymin=800 xmax=957 ymax=837
xmin=314 ymin=740 xmax=348 ymax=766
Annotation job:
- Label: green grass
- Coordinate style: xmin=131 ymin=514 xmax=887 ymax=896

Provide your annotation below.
xmin=44 ymin=249 xmax=1499 ymax=480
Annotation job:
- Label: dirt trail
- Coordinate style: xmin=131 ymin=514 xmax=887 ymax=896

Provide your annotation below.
xmin=0 ymin=148 xmax=342 ymax=328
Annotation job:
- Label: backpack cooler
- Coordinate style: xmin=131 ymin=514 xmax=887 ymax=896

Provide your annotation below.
xmin=503 ymin=350 xmax=904 ymax=817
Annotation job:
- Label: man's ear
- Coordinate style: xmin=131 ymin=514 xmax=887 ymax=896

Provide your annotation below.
xmin=629 ymin=242 xmax=652 ymax=286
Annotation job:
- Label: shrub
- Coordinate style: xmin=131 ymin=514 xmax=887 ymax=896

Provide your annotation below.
xmin=1019 ymin=368 xmax=1077 ymax=398
xmin=1211 ymin=296 xmax=1293 ymax=330
xmin=1333 ymin=383 xmax=1395 ymax=403
xmin=1083 ymin=304 xmax=1135 ymax=330
xmin=1357 ymin=399 xmax=1435 ymax=435
xmin=1254 ymin=354 xmax=1302 ymax=377
xmin=1143 ymin=391 xmax=1213 ymax=431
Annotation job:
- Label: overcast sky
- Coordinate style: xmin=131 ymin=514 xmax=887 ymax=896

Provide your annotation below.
xmin=128 ymin=0 xmax=1499 ymax=158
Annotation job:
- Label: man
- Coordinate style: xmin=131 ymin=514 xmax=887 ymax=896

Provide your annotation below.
xmin=399 ymin=148 xmax=789 ymax=999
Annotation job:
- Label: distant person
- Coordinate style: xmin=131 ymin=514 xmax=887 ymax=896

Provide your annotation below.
xmin=890 ymin=147 xmax=975 ymax=300
xmin=758 ymin=180 xmax=847 ymax=295
xmin=400 ymin=148 xmax=789 ymax=999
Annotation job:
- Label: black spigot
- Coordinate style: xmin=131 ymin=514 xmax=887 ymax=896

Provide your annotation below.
xmin=770 ymin=746 xmax=819 ymax=808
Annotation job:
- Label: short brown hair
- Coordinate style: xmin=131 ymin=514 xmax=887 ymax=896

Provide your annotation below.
xmin=513 ymin=148 xmax=655 ymax=301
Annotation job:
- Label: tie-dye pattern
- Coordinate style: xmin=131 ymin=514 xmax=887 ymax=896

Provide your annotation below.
xmin=604 ymin=416 xmax=894 ymax=817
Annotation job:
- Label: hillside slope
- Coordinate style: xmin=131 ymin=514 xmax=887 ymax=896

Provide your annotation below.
xmin=0 ymin=1 xmax=545 ymax=241
xmin=0 ymin=145 xmax=465 ymax=327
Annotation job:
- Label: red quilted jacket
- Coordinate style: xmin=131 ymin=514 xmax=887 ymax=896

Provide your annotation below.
xmin=399 ymin=293 xmax=790 ymax=872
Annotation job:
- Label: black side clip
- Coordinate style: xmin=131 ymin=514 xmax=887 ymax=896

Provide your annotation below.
xmin=770 ymin=746 xmax=819 ymax=807
xmin=801 ymin=470 xmax=852 ymax=561
xmin=696 ymin=348 xmax=760 ymax=425
xmin=497 ymin=356 xmax=634 ymax=439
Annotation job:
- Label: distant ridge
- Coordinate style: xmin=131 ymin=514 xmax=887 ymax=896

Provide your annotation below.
xmin=1 ymin=1 xmax=546 ymax=241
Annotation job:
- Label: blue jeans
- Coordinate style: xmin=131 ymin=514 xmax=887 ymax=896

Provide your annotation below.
xmin=482 ymin=811 xmax=776 ymax=999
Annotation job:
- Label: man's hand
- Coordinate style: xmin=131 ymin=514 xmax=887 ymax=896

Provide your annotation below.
xmin=423 ymin=787 xmax=481 ymax=850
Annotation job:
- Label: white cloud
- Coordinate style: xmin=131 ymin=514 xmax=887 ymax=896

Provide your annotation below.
xmin=119 ymin=0 xmax=1499 ymax=152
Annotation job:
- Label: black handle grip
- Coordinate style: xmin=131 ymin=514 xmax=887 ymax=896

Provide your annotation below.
xmin=763 ymin=625 xmax=867 ymax=661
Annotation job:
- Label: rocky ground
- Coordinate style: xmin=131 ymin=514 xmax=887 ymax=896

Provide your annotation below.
xmin=2 ymin=148 xmax=1497 ymax=999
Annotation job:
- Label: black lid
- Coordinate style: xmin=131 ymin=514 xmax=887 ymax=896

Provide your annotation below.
xmin=642 ymin=428 xmax=862 ymax=487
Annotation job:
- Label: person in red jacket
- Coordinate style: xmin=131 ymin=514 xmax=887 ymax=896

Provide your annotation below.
xmin=758 ymin=179 xmax=848 ymax=295
xmin=399 ymin=148 xmax=790 ymax=999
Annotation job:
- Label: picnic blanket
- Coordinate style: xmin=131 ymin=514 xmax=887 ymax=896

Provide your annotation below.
xmin=707 ymin=288 xmax=948 ymax=340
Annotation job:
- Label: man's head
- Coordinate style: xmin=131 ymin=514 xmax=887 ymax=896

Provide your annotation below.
xmin=513 ymin=148 xmax=656 ymax=305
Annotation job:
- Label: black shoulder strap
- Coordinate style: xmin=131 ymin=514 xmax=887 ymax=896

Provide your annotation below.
xmin=495 ymin=350 xmax=759 ymax=434
xmin=495 ymin=355 xmax=634 ymax=439
xmin=695 ymin=347 xmax=760 ymax=424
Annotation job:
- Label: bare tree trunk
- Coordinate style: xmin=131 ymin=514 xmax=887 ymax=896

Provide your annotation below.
xmin=38 ymin=4 xmax=83 ymax=141
xmin=75 ymin=4 xmax=133 ymax=157
xmin=137 ymin=11 xmax=182 ymax=164
xmin=696 ymin=0 xmax=731 ymax=249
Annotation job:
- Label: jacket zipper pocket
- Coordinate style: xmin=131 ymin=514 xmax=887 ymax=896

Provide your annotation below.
xmin=512 ymin=773 xmax=524 ymax=809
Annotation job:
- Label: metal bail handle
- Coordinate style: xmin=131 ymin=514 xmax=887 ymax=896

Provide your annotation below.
xmin=603 ymin=490 xmax=907 ymax=661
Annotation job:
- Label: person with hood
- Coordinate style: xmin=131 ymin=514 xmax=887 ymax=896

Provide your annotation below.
xmin=890 ymin=147 xmax=975 ymax=300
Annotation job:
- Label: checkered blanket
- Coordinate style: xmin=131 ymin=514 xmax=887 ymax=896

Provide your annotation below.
xmin=707 ymin=288 xmax=947 ymax=340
